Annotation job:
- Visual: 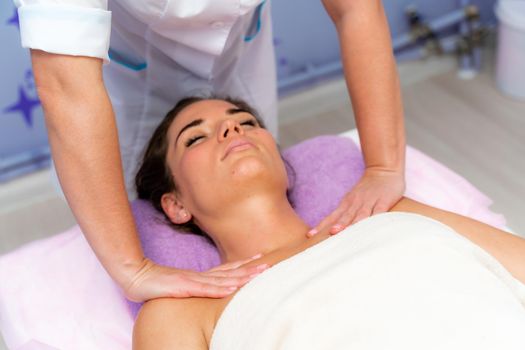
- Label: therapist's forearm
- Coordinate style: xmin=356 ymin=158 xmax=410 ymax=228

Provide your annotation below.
xmin=328 ymin=1 xmax=406 ymax=173
xmin=31 ymin=50 xmax=146 ymax=289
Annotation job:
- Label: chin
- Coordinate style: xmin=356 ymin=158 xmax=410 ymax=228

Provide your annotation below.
xmin=226 ymin=154 xmax=288 ymax=191
xmin=230 ymin=156 xmax=283 ymax=185
xmin=229 ymin=155 xmax=268 ymax=179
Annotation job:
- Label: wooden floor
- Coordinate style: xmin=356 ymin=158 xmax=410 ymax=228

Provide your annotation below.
xmin=279 ymin=46 xmax=525 ymax=234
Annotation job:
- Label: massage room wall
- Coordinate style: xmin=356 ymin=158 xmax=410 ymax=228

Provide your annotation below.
xmin=0 ymin=0 xmax=496 ymax=184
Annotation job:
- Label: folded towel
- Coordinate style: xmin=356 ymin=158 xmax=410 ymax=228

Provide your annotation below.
xmin=210 ymin=212 xmax=525 ymax=350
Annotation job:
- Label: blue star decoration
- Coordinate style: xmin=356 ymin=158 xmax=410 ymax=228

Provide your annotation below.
xmin=7 ymin=8 xmax=20 ymax=30
xmin=4 ymin=86 xmax=41 ymax=128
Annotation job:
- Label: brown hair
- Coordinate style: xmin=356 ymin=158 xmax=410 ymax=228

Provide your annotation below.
xmin=135 ymin=95 xmax=270 ymax=236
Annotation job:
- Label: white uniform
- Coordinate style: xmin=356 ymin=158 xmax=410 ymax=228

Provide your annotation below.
xmin=15 ymin=0 xmax=278 ymax=195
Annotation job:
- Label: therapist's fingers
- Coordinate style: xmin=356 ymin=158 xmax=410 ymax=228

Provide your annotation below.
xmin=191 ymin=284 xmax=242 ymax=298
xmin=204 ymin=263 xmax=270 ymax=278
xmin=175 ymin=277 xmax=246 ymax=298
xmin=348 ymin=203 xmax=375 ymax=226
xmin=187 ymin=281 xmax=248 ymax=298
xmin=124 ymin=259 xmax=270 ymax=301
xmin=329 ymin=203 xmax=373 ymax=235
xmin=189 ymin=274 xmax=252 ymax=288
xmin=208 ymin=253 xmax=263 ymax=272
xmin=186 ymin=266 xmax=270 ymax=292
xmin=371 ymin=199 xmax=391 ymax=216
xmin=307 ymin=207 xmax=345 ymax=237
xmin=165 ymin=269 xmax=267 ymax=299
xmin=307 ymin=193 xmax=362 ymax=237
xmin=312 ymin=170 xmax=406 ymax=237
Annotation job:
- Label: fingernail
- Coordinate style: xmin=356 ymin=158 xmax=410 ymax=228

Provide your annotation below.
xmin=251 ymin=253 xmax=263 ymax=259
xmin=330 ymin=224 xmax=343 ymax=234
xmin=228 ymin=286 xmax=238 ymax=291
xmin=249 ymin=272 xmax=262 ymax=279
xmin=307 ymin=229 xmax=318 ymax=236
xmin=257 ymin=264 xmax=270 ymax=271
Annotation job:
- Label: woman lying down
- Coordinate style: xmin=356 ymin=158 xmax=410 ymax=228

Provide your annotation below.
xmin=132 ymin=97 xmax=525 ymax=349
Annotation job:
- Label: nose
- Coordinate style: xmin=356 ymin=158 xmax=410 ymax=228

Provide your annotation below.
xmin=218 ymin=118 xmax=244 ymax=141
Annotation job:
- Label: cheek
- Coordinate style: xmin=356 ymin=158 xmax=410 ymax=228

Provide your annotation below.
xmin=258 ymin=133 xmax=289 ymax=182
xmin=259 ymin=132 xmax=282 ymax=162
xmin=176 ymin=145 xmax=214 ymax=192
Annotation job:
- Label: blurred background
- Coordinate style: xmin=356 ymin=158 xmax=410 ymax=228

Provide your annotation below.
xmin=1 ymin=0 xmax=524 ymax=345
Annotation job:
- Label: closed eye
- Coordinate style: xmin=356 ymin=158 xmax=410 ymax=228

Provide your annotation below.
xmin=241 ymin=119 xmax=258 ymax=127
xmin=185 ymin=135 xmax=204 ymax=147
xmin=184 ymin=119 xmax=257 ymax=147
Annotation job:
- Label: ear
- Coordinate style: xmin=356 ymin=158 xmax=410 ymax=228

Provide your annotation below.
xmin=160 ymin=192 xmax=192 ymax=224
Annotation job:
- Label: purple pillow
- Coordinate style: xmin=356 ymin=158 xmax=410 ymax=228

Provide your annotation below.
xmin=128 ymin=135 xmax=364 ymax=315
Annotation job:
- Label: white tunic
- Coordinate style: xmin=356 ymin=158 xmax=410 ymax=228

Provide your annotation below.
xmin=15 ymin=0 xmax=278 ymax=195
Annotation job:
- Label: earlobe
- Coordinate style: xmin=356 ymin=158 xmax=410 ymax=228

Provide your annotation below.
xmin=160 ymin=193 xmax=192 ymax=224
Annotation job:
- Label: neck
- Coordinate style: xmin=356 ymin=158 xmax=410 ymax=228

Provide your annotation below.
xmin=200 ymin=193 xmax=310 ymax=262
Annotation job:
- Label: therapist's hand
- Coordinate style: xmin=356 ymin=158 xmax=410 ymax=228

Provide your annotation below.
xmin=124 ymin=255 xmax=269 ymax=302
xmin=306 ymin=168 xmax=405 ymax=237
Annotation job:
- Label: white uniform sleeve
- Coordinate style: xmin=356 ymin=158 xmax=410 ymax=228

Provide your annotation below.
xmin=14 ymin=0 xmax=112 ymax=63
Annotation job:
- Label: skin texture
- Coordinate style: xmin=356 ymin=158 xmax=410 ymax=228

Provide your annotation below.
xmin=316 ymin=0 xmax=406 ymax=234
xmin=30 ymin=51 xmax=144 ymax=291
xmin=30 ymin=51 xmax=267 ymax=302
xmin=132 ymin=100 xmax=525 ymax=349
xmin=160 ymin=100 xmax=310 ymax=262
xmin=28 ymin=0 xmax=406 ymax=303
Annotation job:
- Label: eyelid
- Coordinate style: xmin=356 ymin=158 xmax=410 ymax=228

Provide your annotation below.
xmin=181 ymin=116 xmax=257 ymax=148
xmin=241 ymin=117 xmax=258 ymax=126
xmin=180 ymin=124 xmax=207 ymax=147
xmin=184 ymin=134 xmax=205 ymax=147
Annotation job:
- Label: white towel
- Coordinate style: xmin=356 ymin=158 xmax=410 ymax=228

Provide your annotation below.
xmin=210 ymin=212 xmax=525 ymax=350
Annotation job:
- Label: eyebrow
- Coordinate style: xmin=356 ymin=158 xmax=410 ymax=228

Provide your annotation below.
xmin=175 ymin=118 xmax=203 ymax=145
xmin=174 ymin=107 xmax=252 ymax=144
xmin=226 ymin=107 xmax=251 ymax=116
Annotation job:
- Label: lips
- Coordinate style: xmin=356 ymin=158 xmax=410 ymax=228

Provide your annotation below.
xmin=222 ymin=138 xmax=255 ymax=160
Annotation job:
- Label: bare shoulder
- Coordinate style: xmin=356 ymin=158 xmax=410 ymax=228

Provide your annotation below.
xmin=390 ymin=197 xmax=525 ymax=284
xmin=389 ymin=196 xmax=509 ymax=237
xmin=390 ymin=196 xmax=514 ymax=236
xmin=133 ymin=296 xmax=223 ymax=350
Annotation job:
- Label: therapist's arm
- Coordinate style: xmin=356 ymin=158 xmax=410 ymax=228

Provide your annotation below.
xmin=30 ymin=50 xmax=264 ymax=301
xmin=30 ymin=51 xmax=144 ymax=289
xmin=310 ymin=0 xmax=406 ymax=235
xmin=323 ymin=0 xmax=405 ymax=174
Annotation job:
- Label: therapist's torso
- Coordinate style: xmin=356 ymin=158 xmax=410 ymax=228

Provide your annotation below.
xmin=16 ymin=0 xmax=278 ymax=194
xmin=108 ymin=0 xmax=266 ymax=78
xmin=106 ymin=0 xmax=277 ymax=193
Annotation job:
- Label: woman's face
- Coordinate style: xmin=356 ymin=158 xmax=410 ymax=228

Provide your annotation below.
xmin=164 ymin=99 xmax=288 ymax=222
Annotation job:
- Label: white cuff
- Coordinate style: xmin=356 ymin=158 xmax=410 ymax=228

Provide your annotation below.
xmin=18 ymin=4 xmax=112 ymax=63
